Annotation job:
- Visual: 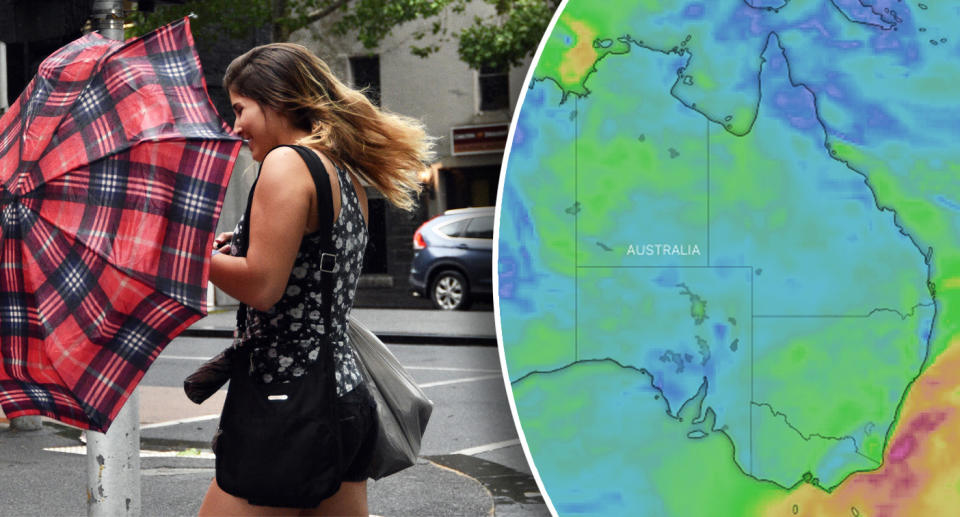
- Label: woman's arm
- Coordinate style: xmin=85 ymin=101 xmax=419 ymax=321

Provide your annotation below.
xmin=209 ymin=147 xmax=315 ymax=311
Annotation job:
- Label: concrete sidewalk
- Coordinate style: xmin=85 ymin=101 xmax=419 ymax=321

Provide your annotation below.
xmin=185 ymin=306 xmax=499 ymax=345
xmin=0 ymin=323 xmax=546 ymax=517
xmin=0 ymin=421 xmax=545 ymax=517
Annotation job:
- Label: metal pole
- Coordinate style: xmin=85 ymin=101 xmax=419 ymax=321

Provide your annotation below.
xmin=90 ymin=0 xmax=125 ymax=41
xmin=86 ymin=390 xmax=141 ymax=516
xmin=86 ymin=2 xmax=141 ymax=516
xmin=0 ymin=41 xmax=8 ymax=113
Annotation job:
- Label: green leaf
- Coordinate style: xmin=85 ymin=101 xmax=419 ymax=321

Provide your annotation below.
xmin=125 ymin=0 xmax=558 ymax=71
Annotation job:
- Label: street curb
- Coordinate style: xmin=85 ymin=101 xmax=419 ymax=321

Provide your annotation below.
xmin=180 ymin=328 xmax=497 ymax=346
xmin=425 ymin=454 xmax=544 ymax=508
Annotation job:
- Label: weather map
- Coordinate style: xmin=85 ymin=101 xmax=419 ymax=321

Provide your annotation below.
xmin=496 ymin=1 xmax=960 ymax=515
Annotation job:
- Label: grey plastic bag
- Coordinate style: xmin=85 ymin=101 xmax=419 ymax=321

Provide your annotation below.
xmin=347 ymin=315 xmax=434 ymax=479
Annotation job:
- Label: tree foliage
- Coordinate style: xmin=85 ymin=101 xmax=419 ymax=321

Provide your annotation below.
xmin=457 ymin=0 xmax=556 ymax=70
xmin=126 ymin=0 xmax=558 ymax=71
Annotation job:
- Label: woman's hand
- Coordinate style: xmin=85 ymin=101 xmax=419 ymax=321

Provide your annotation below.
xmin=213 ymin=232 xmax=234 ymax=254
xmin=209 ymin=147 xmax=315 ymax=311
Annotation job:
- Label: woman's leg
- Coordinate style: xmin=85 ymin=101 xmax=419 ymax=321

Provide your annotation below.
xmin=303 ymin=481 xmax=368 ymax=517
xmin=198 ymin=478 xmax=301 ymax=517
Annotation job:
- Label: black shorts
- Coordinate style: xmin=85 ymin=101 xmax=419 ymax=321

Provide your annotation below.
xmin=337 ymin=382 xmax=379 ymax=482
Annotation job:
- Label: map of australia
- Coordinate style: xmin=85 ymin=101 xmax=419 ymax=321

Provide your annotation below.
xmin=498 ymin=1 xmax=959 ymax=515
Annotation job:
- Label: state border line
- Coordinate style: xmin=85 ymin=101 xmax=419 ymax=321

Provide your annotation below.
xmin=559 ymin=28 xmax=939 ymax=485
xmin=574 ymin=96 xmax=579 ymax=363
xmin=573 ymin=263 xmax=756 ymax=473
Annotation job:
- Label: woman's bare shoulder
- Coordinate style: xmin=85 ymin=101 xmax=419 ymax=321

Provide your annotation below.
xmin=260 ymin=146 xmax=307 ymax=172
xmin=252 ymin=146 xmax=314 ymax=203
xmin=258 ymin=146 xmax=312 ymax=182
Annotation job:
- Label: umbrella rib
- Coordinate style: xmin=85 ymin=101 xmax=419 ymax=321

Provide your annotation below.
xmin=28 ymin=133 xmax=239 ymax=195
xmin=18 ymin=201 xmax=205 ymax=313
xmin=0 ymin=17 xmax=241 ymax=433
xmin=14 ymin=39 xmax=119 ymax=196
xmin=0 ymin=206 xmax=81 ymax=423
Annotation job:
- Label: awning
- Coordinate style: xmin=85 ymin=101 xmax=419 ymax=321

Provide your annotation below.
xmin=432 ymin=151 xmax=504 ymax=171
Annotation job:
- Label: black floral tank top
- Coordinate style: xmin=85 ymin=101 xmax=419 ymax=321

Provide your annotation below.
xmin=229 ymin=145 xmax=367 ymax=397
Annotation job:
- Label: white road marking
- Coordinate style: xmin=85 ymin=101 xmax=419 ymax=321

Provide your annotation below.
xmin=158 ymin=355 xmax=215 ymax=361
xmin=452 ymin=439 xmax=521 ymax=456
xmin=407 ymin=366 xmax=500 ymax=373
xmin=44 ymin=445 xmax=215 ymax=459
xmin=418 ymin=375 xmax=502 ymax=389
xmin=142 ymin=467 xmax=215 ymax=476
xmin=141 ymin=414 xmax=220 ymax=430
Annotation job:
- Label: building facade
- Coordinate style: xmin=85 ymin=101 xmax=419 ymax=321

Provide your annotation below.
xmin=287 ymin=4 xmax=532 ymax=305
xmin=0 ymin=1 xmax=96 ymax=110
xmin=1 ymin=1 xmax=535 ymax=308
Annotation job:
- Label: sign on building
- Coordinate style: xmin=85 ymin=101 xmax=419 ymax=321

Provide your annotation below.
xmin=450 ymin=123 xmax=509 ymax=156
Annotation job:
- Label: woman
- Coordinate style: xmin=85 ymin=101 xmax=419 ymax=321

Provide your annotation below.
xmin=198 ymin=43 xmax=432 ymax=516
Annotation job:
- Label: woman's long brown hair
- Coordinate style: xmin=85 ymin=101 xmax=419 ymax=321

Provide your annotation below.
xmin=224 ymin=43 xmax=434 ymax=211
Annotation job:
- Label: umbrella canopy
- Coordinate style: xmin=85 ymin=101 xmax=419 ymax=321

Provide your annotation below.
xmin=0 ymin=18 xmax=241 ymax=431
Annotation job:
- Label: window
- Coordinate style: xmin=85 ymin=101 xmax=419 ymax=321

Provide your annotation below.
xmin=478 ymin=65 xmax=509 ymax=112
xmin=463 ymin=216 xmax=494 ymax=239
xmin=442 ymin=166 xmax=500 ymax=210
xmin=349 ymin=55 xmax=380 ymax=107
xmin=437 ymin=218 xmax=470 ymax=238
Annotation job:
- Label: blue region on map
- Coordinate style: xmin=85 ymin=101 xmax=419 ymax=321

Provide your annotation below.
xmin=499 ymin=0 xmax=959 ymax=512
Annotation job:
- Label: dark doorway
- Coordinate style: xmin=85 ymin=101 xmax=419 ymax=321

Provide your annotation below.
xmin=362 ymin=197 xmax=388 ymax=274
xmin=349 ymin=55 xmax=381 ymax=107
xmin=442 ymin=165 xmax=500 ymax=210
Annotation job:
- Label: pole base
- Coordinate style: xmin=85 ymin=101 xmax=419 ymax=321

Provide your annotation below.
xmin=10 ymin=415 xmax=43 ymax=431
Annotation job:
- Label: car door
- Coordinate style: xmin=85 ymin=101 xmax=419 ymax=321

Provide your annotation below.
xmin=460 ymin=215 xmax=494 ymax=295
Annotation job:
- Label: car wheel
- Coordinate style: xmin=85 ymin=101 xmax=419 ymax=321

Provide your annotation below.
xmin=431 ymin=270 xmax=470 ymax=310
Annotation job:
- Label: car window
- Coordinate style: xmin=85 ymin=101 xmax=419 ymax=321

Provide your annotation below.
xmin=463 ymin=216 xmax=494 ymax=239
xmin=437 ymin=218 xmax=470 ymax=237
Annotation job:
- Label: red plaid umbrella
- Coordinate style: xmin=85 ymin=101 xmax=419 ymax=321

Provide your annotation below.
xmin=0 ymin=18 xmax=241 ymax=431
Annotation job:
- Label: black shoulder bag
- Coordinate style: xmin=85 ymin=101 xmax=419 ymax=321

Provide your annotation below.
xmin=213 ymin=145 xmax=344 ymax=508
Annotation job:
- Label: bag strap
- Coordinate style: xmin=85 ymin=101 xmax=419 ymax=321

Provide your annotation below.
xmin=285 ymin=145 xmax=340 ymax=411
xmin=285 ymin=145 xmax=338 ymax=344
xmin=235 ymin=145 xmax=337 ymax=344
xmin=287 ymin=145 xmax=336 ymax=253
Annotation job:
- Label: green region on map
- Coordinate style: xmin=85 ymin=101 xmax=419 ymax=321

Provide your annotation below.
xmin=498 ymin=0 xmax=958 ymax=514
